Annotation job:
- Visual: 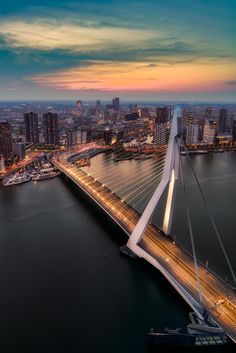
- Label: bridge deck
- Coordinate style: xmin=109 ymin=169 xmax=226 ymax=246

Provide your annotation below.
xmin=53 ymin=147 xmax=236 ymax=343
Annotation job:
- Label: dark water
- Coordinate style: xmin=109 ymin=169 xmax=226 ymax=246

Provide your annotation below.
xmin=0 ymin=152 xmax=235 ymax=352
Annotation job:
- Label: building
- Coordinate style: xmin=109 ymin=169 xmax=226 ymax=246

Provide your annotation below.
xmin=96 ymin=100 xmax=101 ymax=112
xmin=24 ymin=112 xmax=39 ymax=144
xmin=43 ymin=112 xmax=59 ymax=147
xmin=186 ymin=124 xmax=199 ymax=144
xmin=76 ymin=130 xmax=87 ymax=144
xmin=12 ymin=142 xmax=25 ymax=159
xmin=215 ymin=133 xmax=232 ymax=144
xmin=203 ymin=119 xmax=217 ymax=144
xmin=156 ymin=107 xmax=170 ymax=124
xmin=154 ymin=122 xmax=168 ymax=145
xmin=0 ymin=154 xmax=5 ymax=173
xmin=103 ymin=128 xmax=112 ymax=145
xmin=125 ymin=112 xmax=139 ymax=121
xmin=219 ymin=109 xmax=227 ymax=133
xmin=205 ymin=107 xmax=213 ymax=119
xmin=66 ymin=130 xmax=77 ymax=148
xmin=232 ymin=119 xmax=236 ymax=141
xmin=76 ymin=100 xmax=84 ymax=116
xmin=0 ymin=122 xmax=12 ymax=158
xmin=112 ymin=97 xmax=120 ymax=112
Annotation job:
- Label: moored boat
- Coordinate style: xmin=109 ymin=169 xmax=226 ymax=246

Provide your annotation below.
xmin=3 ymin=172 xmax=31 ymax=186
xmin=32 ymin=170 xmax=61 ymax=181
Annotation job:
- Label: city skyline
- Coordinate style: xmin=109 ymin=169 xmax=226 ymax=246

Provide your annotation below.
xmin=0 ymin=0 xmax=236 ymax=102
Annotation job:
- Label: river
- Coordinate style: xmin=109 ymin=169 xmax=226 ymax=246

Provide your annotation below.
xmin=0 ymin=152 xmax=235 ymax=352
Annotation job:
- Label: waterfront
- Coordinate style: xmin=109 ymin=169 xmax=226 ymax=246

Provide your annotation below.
xmin=0 ymin=152 xmax=236 ymax=352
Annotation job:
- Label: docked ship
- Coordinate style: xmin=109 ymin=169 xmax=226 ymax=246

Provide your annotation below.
xmin=3 ymin=172 xmax=31 ymax=186
xmin=31 ymin=168 xmax=60 ymax=181
xmin=148 ymin=312 xmax=228 ymax=351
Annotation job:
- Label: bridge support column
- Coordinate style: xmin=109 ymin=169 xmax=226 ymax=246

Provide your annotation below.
xmin=127 ymin=106 xmax=182 ymax=249
xmin=162 ymin=139 xmax=180 ymax=235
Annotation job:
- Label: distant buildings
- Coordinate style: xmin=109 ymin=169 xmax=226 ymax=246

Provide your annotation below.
xmin=125 ymin=112 xmax=139 ymax=121
xmin=76 ymin=100 xmax=84 ymax=116
xmin=154 ymin=107 xmax=170 ymax=145
xmin=0 ymin=122 xmax=12 ymax=158
xmin=12 ymin=142 xmax=25 ymax=159
xmin=232 ymin=120 xmax=236 ymax=142
xmin=76 ymin=130 xmax=87 ymax=144
xmin=24 ymin=112 xmax=39 ymax=144
xmin=0 ymin=154 xmax=5 ymax=172
xmin=219 ymin=109 xmax=227 ymax=133
xmin=154 ymin=123 xmax=168 ymax=145
xmin=112 ymin=97 xmax=120 ymax=112
xmin=156 ymin=107 xmax=170 ymax=123
xmin=96 ymin=100 xmax=102 ymax=112
xmin=186 ymin=124 xmax=199 ymax=144
xmin=203 ymin=119 xmax=217 ymax=144
xmin=66 ymin=130 xmax=76 ymax=148
xmin=103 ymin=128 xmax=112 ymax=145
xmin=43 ymin=112 xmax=59 ymax=147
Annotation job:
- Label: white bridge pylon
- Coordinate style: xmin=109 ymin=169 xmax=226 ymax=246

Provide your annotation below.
xmin=127 ymin=106 xmax=182 ymax=248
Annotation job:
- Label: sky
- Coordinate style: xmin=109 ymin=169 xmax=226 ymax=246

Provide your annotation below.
xmin=0 ymin=0 xmax=236 ymax=102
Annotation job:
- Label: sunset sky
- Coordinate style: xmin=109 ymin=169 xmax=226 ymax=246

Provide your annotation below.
xmin=0 ymin=0 xmax=236 ymax=101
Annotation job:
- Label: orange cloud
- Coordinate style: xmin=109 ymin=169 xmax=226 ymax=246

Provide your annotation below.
xmin=30 ymin=60 xmax=236 ymax=93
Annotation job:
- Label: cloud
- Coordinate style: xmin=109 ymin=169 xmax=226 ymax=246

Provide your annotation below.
xmin=225 ymin=80 xmax=236 ymax=85
xmin=0 ymin=20 xmax=159 ymax=52
xmin=28 ymin=59 xmax=236 ymax=94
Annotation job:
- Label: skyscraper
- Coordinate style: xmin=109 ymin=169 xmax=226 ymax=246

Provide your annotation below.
xmin=154 ymin=123 xmax=168 ymax=145
xmin=76 ymin=100 xmax=84 ymax=116
xmin=232 ymin=119 xmax=236 ymax=142
xmin=95 ymin=100 xmax=101 ymax=111
xmin=156 ymin=107 xmax=170 ymax=124
xmin=154 ymin=107 xmax=170 ymax=145
xmin=112 ymin=97 xmax=120 ymax=112
xmin=24 ymin=112 xmax=39 ymax=144
xmin=186 ymin=124 xmax=199 ymax=144
xmin=219 ymin=109 xmax=227 ymax=133
xmin=43 ymin=112 xmax=59 ymax=147
xmin=0 ymin=122 xmax=12 ymax=158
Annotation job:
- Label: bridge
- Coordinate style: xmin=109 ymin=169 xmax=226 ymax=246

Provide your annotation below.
xmin=52 ymin=107 xmax=236 ymax=343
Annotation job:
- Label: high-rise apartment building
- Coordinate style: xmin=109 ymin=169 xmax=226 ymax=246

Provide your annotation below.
xmin=24 ymin=112 xmax=39 ymax=144
xmin=186 ymin=124 xmax=199 ymax=144
xmin=0 ymin=122 xmax=12 ymax=158
xmin=43 ymin=112 xmax=59 ymax=147
xmin=154 ymin=123 xmax=168 ymax=145
xmin=232 ymin=119 xmax=236 ymax=142
xmin=112 ymin=97 xmax=120 ymax=112
xmin=219 ymin=109 xmax=227 ymax=133
xmin=156 ymin=107 xmax=170 ymax=124
xmin=76 ymin=100 xmax=84 ymax=116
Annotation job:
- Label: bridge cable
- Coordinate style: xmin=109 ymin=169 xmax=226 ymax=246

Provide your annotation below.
xmin=180 ymin=136 xmax=236 ymax=286
xmin=179 ymin=138 xmax=204 ymax=305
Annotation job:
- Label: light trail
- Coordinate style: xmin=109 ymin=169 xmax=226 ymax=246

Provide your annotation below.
xmin=52 ymin=144 xmax=236 ymax=343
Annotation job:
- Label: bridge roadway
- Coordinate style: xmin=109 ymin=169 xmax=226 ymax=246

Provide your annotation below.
xmin=52 ymin=144 xmax=236 ymax=343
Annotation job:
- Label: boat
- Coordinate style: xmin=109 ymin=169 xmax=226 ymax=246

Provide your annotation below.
xmin=32 ymin=170 xmax=61 ymax=181
xmin=148 ymin=312 xmax=228 ymax=350
xmin=3 ymin=172 xmax=31 ymax=186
